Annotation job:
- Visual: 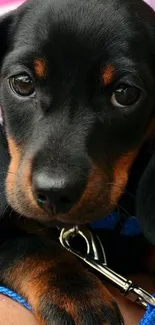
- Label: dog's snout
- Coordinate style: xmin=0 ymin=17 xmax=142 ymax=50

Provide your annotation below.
xmin=32 ymin=171 xmax=85 ymax=215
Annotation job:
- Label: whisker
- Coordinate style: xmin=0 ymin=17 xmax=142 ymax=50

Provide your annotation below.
xmin=8 ymin=208 xmax=14 ymax=219
xmin=105 ymin=182 xmax=136 ymax=199
xmin=1 ymin=204 xmax=10 ymax=218
xmin=18 ymin=213 xmax=24 ymax=220
xmin=34 ymin=224 xmax=54 ymax=233
xmin=124 ymin=190 xmax=136 ymax=200
xmin=116 ymin=203 xmax=131 ymax=217
xmin=101 ymin=204 xmax=113 ymax=217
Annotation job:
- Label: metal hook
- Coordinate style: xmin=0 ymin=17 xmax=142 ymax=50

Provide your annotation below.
xmin=60 ymin=226 xmax=155 ymax=308
xmin=60 ymin=226 xmax=107 ymax=263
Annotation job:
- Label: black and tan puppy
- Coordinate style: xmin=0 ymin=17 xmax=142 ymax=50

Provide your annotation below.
xmin=0 ymin=0 xmax=155 ymax=324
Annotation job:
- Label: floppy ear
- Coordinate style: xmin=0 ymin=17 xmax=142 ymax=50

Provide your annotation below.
xmin=0 ymin=127 xmax=10 ymax=215
xmin=0 ymin=12 xmax=15 ymax=66
xmin=136 ymin=153 xmax=155 ymax=244
xmin=0 ymin=12 xmax=15 ymax=214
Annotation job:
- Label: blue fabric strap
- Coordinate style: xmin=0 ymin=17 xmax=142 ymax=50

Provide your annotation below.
xmin=0 ymin=285 xmax=154 ymax=324
xmin=0 ymin=286 xmax=32 ymax=311
xmin=0 ymin=279 xmax=155 ymax=324
xmin=139 ymin=296 xmax=155 ymax=325
xmin=90 ymin=212 xmax=142 ymax=236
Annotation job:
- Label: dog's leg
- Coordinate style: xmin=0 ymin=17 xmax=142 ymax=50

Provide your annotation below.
xmin=0 ymin=234 xmax=123 ymax=325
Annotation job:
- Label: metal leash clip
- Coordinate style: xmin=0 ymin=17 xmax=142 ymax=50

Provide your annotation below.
xmin=60 ymin=226 xmax=155 ymax=308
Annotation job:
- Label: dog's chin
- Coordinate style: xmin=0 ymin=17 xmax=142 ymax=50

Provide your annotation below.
xmin=7 ymin=193 xmax=110 ymax=226
xmin=6 ymin=183 xmax=112 ymax=226
xmin=19 ymin=208 xmax=109 ymax=226
xmin=54 ymin=209 xmax=109 ymax=225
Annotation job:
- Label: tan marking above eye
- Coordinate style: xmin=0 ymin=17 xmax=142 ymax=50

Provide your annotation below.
xmin=103 ymin=65 xmax=115 ymax=86
xmin=34 ymin=58 xmax=47 ymax=78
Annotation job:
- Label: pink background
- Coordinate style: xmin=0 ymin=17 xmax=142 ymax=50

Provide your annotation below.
xmin=0 ymin=0 xmax=25 ymax=15
xmin=145 ymin=0 xmax=155 ymax=9
xmin=0 ymin=0 xmax=154 ymax=17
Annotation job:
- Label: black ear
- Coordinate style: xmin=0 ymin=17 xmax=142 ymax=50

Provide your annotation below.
xmin=0 ymin=12 xmax=15 ymax=66
xmin=0 ymin=127 xmax=10 ymax=215
xmin=136 ymin=153 xmax=155 ymax=244
xmin=0 ymin=12 xmax=15 ymax=215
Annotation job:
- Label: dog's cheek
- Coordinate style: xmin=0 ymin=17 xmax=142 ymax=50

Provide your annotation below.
xmin=71 ymin=164 xmax=110 ymax=208
xmin=74 ymin=151 xmax=138 ymax=210
xmin=110 ymin=150 xmax=139 ymax=206
xmin=17 ymin=158 xmax=43 ymax=214
xmin=5 ymin=136 xmax=21 ymax=206
xmin=19 ymin=159 xmax=36 ymax=208
xmin=4 ymin=136 xmax=39 ymax=215
xmin=144 ymin=116 xmax=155 ymax=140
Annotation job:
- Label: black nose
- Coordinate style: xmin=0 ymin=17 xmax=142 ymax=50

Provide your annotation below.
xmin=32 ymin=172 xmax=84 ymax=214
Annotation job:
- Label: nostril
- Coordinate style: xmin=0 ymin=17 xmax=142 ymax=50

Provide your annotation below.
xmin=32 ymin=172 xmax=85 ymax=215
xmin=36 ymin=193 xmax=56 ymax=214
xmin=59 ymin=196 xmax=71 ymax=204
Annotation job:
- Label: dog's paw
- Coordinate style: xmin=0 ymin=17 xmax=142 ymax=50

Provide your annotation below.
xmin=36 ymin=269 xmax=124 ymax=325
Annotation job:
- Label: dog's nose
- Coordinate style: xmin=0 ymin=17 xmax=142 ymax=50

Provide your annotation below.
xmin=32 ymin=172 xmax=83 ymax=214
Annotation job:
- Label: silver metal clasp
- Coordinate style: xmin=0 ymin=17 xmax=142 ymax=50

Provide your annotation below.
xmin=59 ymin=226 xmax=155 ymax=308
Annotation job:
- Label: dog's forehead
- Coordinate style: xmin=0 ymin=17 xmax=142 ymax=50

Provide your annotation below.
xmin=3 ymin=0 xmax=152 ymax=76
xmin=15 ymin=0 xmax=131 ymax=55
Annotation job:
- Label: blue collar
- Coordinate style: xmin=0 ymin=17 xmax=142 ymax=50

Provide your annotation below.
xmin=90 ymin=212 xmax=142 ymax=237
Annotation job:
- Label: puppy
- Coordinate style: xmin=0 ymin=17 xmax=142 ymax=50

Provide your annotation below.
xmin=0 ymin=0 xmax=155 ymax=324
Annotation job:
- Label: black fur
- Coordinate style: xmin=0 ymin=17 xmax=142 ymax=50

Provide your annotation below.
xmin=137 ymin=152 xmax=155 ymax=245
xmin=0 ymin=0 xmax=155 ymax=324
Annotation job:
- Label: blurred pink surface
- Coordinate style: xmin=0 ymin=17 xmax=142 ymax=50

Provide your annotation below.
xmin=0 ymin=0 xmax=22 ymax=4
xmin=0 ymin=0 xmax=25 ymax=15
xmin=0 ymin=0 xmax=155 ymax=16
xmin=144 ymin=0 xmax=155 ymax=10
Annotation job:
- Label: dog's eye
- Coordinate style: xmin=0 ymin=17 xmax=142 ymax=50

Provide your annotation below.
xmin=111 ymin=84 xmax=140 ymax=108
xmin=9 ymin=74 xmax=35 ymax=97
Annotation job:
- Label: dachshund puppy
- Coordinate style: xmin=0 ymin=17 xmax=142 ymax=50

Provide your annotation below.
xmin=0 ymin=0 xmax=155 ymax=324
